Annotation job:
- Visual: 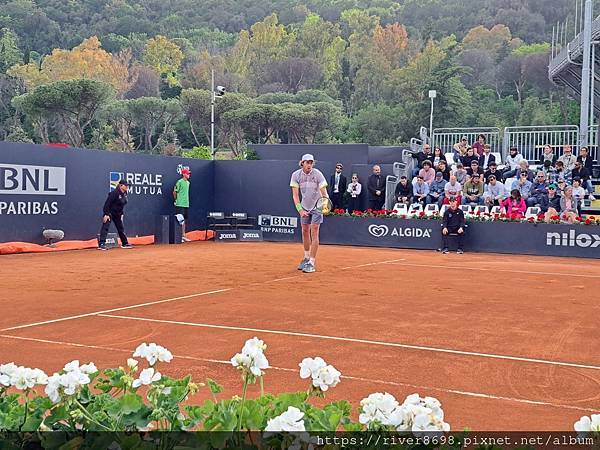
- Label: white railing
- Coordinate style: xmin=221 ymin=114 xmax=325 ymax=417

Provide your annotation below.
xmin=502 ymin=125 xmax=579 ymax=162
xmin=432 ymin=127 xmax=501 ymax=154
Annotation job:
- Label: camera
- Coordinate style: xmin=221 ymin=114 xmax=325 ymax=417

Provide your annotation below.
xmin=215 ymin=85 xmax=226 ymax=96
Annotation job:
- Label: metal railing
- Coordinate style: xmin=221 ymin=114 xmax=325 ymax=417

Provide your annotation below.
xmin=588 ymin=124 xmax=599 ymax=161
xmin=431 ymin=127 xmax=501 ymax=155
xmin=502 ymin=125 xmax=579 ymax=161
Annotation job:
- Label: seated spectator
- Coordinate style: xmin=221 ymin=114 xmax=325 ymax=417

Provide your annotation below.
xmin=466 ymin=160 xmax=484 ymax=178
xmin=541 ymin=183 xmax=561 ymax=218
xmin=418 ymin=160 xmax=436 ymax=185
xmin=502 ymin=147 xmax=525 ymax=181
xmin=463 ymin=173 xmax=484 ymax=207
xmin=443 ymin=175 xmax=462 ymax=205
xmin=572 ymin=178 xmax=586 ymax=215
xmin=411 ymin=144 xmax=433 ymax=176
xmin=346 ymin=173 xmax=362 ymax=213
xmin=571 ymin=160 xmax=595 ymax=200
xmin=471 ymin=134 xmax=486 ymax=157
xmin=412 ymin=175 xmax=430 ymax=206
xmin=542 ymin=159 xmax=557 ymax=185
xmin=517 ymin=160 xmax=535 ymax=182
xmin=558 ymin=144 xmax=576 ymax=171
xmin=556 ymin=178 xmax=567 ymax=196
xmin=484 ymin=162 xmax=503 ymax=183
xmin=437 ymin=160 xmax=451 ymax=181
xmin=453 ymin=162 xmax=467 ymax=185
xmin=395 ymin=176 xmax=413 ymax=205
xmin=511 ymin=171 xmax=533 ymax=201
xmin=578 ymin=146 xmax=594 ymax=172
xmin=560 ymin=185 xmax=579 ymax=223
xmin=483 ymin=174 xmax=505 ymax=207
xmin=478 ymin=144 xmax=495 ymax=170
xmin=554 ymin=161 xmax=572 ymax=184
xmin=501 ymin=189 xmax=526 ymax=219
xmin=440 ymin=197 xmax=465 ymax=255
xmin=460 ymin=147 xmax=477 ymax=168
xmin=432 ymin=147 xmax=447 ymax=169
xmin=539 ymin=144 xmax=557 ymax=166
xmin=428 ymin=171 xmax=447 ymax=206
xmin=453 ymin=136 xmax=469 ymax=159
xmin=526 ymin=171 xmax=548 ymax=207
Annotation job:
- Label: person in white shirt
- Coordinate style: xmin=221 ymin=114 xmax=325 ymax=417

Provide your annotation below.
xmin=572 ymin=177 xmax=587 ymax=203
xmin=502 ymin=147 xmax=525 ymax=181
xmin=346 ymin=173 xmax=362 ymax=213
xmin=443 ymin=175 xmax=462 ymax=204
xmin=558 ymin=145 xmax=577 ymax=172
xmin=483 ymin=174 xmax=506 ymax=206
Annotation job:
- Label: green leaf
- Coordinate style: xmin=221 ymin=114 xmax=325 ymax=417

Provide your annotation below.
xmin=118 ymin=393 xmax=144 ymax=415
xmin=206 ymin=378 xmax=223 ymax=395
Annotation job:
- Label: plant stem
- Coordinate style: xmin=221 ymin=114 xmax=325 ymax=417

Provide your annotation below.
xmin=74 ymin=399 xmax=112 ymax=431
xmin=237 ymin=375 xmax=249 ymax=432
xmin=260 ymin=376 xmax=264 ymax=397
xmin=20 ymin=393 xmax=29 ymax=432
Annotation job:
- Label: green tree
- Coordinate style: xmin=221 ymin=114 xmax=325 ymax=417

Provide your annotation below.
xmin=0 ymin=28 xmax=23 ymax=73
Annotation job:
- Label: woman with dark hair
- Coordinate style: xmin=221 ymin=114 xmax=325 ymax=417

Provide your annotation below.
xmin=432 ymin=147 xmax=447 ymax=169
xmin=501 ymin=189 xmax=526 ymax=219
xmin=539 ymin=144 xmax=557 ymax=166
xmin=472 ymin=134 xmax=486 ymax=157
xmin=346 ymin=173 xmax=362 ymax=213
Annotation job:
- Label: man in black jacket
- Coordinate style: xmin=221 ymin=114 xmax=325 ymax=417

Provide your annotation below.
xmin=367 ymin=165 xmax=386 ymax=210
xmin=329 ymin=163 xmax=347 ymax=210
xmin=441 ymin=197 xmax=465 ymax=254
xmin=572 ymin=159 xmax=595 ymax=200
xmin=98 ymin=180 xmax=132 ymax=250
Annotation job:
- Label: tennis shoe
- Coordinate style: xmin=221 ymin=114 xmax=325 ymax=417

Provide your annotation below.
xmin=298 ymin=258 xmax=310 ymax=270
xmin=302 ymin=262 xmax=316 ymax=273
xmin=182 ymin=236 xmax=191 ymax=242
xmin=121 ymin=244 xmax=134 ymax=249
xmin=97 ymin=245 xmax=107 ymax=251
xmin=457 ymin=249 xmax=464 ymax=254
xmin=441 ymin=248 xmax=449 ymax=254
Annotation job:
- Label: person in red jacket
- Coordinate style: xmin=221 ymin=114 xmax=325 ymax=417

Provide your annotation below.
xmin=501 ymin=189 xmax=526 ymax=219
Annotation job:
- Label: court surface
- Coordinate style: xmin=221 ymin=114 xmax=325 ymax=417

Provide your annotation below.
xmin=1 ymin=241 xmax=599 ymax=430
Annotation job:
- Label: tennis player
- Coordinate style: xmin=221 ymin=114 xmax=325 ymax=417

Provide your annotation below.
xmin=290 ymin=153 xmax=330 ymax=273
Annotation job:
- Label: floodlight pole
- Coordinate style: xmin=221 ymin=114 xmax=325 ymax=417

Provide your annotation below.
xmin=211 ymin=69 xmax=215 ymax=160
xmin=428 ymin=90 xmax=437 ymax=144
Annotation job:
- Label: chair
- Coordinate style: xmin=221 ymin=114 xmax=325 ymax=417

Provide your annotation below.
xmin=492 ymin=152 xmax=502 ymax=164
xmin=525 ymin=206 xmax=541 ymax=219
xmin=424 ymin=203 xmax=439 ymax=216
xmin=230 ymin=212 xmax=257 ymax=229
xmin=490 ymin=205 xmax=502 ymax=216
xmin=504 ymin=178 xmax=516 ymax=193
xmin=473 ymin=205 xmax=489 ymax=216
xmin=439 ymin=204 xmax=449 ymax=217
xmin=408 ymin=203 xmax=423 ymax=216
xmin=445 ymin=153 xmax=455 ymax=166
xmin=459 ymin=204 xmax=472 ymax=215
xmin=393 ymin=203 xmax=408 ymax=216
xmin=207 ymin=212 xmax=233 ymax=232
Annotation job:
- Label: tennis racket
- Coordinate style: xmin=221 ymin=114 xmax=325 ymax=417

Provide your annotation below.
xmin=305 ymin=196 xmax=333 ymax=215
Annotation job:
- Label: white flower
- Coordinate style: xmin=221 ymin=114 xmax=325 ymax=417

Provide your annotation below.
xmin=300 ymin=358 xmax=342 ymax=392
xmin=575 ymin=414 xmax=600 ymax=432
xmin=63 ymin=360 xmax=80 ymax=372
xmin=359 ymin=392 xmax=400 ymax=426
xmin=60 ymin=370 xmax=90 ymax=395
xmin=9 ymin=367 xmax=48 ymax=390
xmin=133 ymin=343 xmax=173 ymax=366
xmin=0 ymin=363 xmax=18 ymax=377
xmin=127 ymin=358 xmax=139 ymax=369
xmin=132 ymin=368 xmax=161 ymax=388
xmin=0 ymin=374 xmax=9 ymax=387
xmin=80 ymin=363 xmax=98 ymax=374
xmin=299 ymin=357 xmax=326 ymax=379
xmin=45 ymin=374 xmax=62 ymax=403
xmin=402 ymin=393 xmax=445 ymax=423
xmin=265 ymin=407 xmax=306 ymax=432
xmin=230 ymin=337 xmax=269 ymax=377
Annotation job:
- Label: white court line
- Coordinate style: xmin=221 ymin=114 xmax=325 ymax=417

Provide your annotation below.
xmin=99 ymin=314 xmax=600 ymax=371
xmin=0 ymin=334 xmax=596 ymax=413
xmin=1 ymin=256 xmax=404 ymax=332
xmin=382 ymin=262 xmax=600 ymax=279
xmin=0 ymin=288 xmax=231 ymax=332
xmin=341 ymin=258 xmax=406 ymax=270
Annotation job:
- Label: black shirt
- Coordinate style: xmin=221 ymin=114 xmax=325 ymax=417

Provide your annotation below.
xmin=103 ymin=189 xmax=128 ymax=216
xmin=442 ymin=207 xmax=465 ymax=230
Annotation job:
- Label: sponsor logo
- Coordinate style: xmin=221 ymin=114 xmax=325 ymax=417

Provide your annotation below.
xmin=217 ymin=231 xmax=239 ymax=240
xmin=177 ymin=164 xmax=190 ymax=175
xmin=110 ymin=171 xmax=163 ymax=195
xmin=258 ymin=215 xmax=298 ymax=235
xmin=243 ymin=232 xmax=260 ymax=239
xmin=546 ymin=230 xmax=600 ymax=248
xmin=0 ymin=201 xmax=59 ymax=215
xmin=0 ymin=164 xmax=66 ymax=196
xmin=368 ymin=224 xmax=432 ymax=239
xmin=240 ymin=230 xmax=263 ymax=241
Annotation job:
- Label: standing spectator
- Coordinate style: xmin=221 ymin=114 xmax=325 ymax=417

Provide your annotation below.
xmin=440 ymin=197 xmax=466 ymax=254
xmin=483 ymin=175 xmax=505 ymax=207
xmin=539 ymin=144 xmax=557 ymax=166
xmin=554 ymin=161 xmax=572 ymax=184
xmin=428 ymin=172 xmax=447 ymax=206
xmin=478 ymin=144 xmax=495 ymax=170
xmin=395 ymin=176 xmax=413 ymax=205
xmin=432 ymin=147 xmax=447 ymax=169
xmin=173 ymin=168 xmax=191 ymax=242
xmin=419 ymin=160 xmax=436 ymax=185
xmin=412 ymin=175 xmax=430 ymax=206
xmin=471 ymin=134 xmax=486 ymax=157
xmin=437 ymin=160 xmax=451 ymax=181
xmin=484 ymin=161 xmax=503 ymax=183
xmin=502 ymin=147 xmax=525 ymax=181
xmin=453 ymin=136 xmax=470 ymax=159
xmin=541 ymin=183 xmax=561 ymax=217
xmin=443 ymin=174 xmax=462 ymax=205
xmin=558 ymin=144 xmax=577 ymax=171
xmin=453 ymin=162 xmax=467 ymax=185
xmin=367 ymin=165 xmax=386 ymax=210
xmin=98 ymin=180 xmax=133 ymax=250
xmin=346 ymin=173 xmax=362 ymax=213
xmin=460 ymin=147 xmax=478 ymax=168
xmin=560 ymin=186 xmax=579 ymax=223
xmin=511 ymin=171 xmax=533 ymax=201
xmin=526 ymin=171 xmax=548 ymax=207
xmin=329 ymin=163 xmax=347 ymax=210
xmin=411 ymin=144 xmax=433 ymax=176
xmin=571 ymin=160 xmax=595 ymax=200
xmin=501 ymin=189 xmax=526 ymax=219
xmin=463 ymin=173 xmax=484 ymax=207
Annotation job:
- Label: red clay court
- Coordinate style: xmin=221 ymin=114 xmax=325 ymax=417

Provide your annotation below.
xmin=1 ymin=241 xmax=599 ymax=431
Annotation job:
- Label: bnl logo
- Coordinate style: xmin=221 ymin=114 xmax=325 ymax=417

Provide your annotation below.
xmin=110 ymin=172 xmax=124 ymax=191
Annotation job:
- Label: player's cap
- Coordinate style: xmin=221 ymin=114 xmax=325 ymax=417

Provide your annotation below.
xmin=181 ymin=168 xmax=191 ymax=175
xmin=301 ymin=153 xmax=315 ymax=162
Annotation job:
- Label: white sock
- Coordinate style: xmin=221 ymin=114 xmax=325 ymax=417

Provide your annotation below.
xmin=309 ymin=257 xmax=315 ymax=265
xmin=304 ymin=251 xmax=310 ymax=259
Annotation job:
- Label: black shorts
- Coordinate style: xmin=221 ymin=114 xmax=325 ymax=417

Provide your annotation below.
xmin=175 ymin=206 xmax=189 ymax=220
